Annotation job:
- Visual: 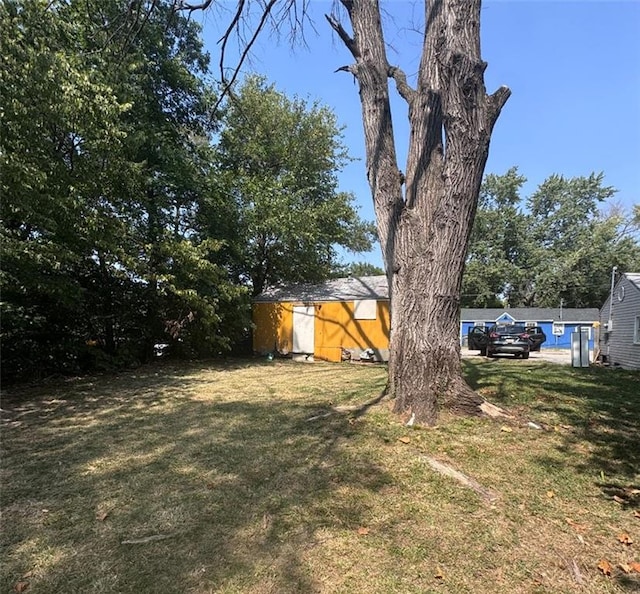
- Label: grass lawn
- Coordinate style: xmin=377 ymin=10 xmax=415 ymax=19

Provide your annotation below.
xmin=1 ymin=358 xmax=639 ymax=593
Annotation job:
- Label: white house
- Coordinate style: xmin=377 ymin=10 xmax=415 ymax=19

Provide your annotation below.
xmin=600 ymin=272 xmax=640 ymax=370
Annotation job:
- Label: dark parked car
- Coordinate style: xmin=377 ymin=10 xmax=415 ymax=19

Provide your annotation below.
xmin=468 ymin=324 xmax=546 ymax=358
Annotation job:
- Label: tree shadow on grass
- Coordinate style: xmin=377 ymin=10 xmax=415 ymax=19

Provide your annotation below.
xmin=463 ymin=360 xmax=640 ymax=485
xmin=463 ymin=360 xmax=640 ymax=592
xmin=1 ymin=361 xmax=392 ymax=593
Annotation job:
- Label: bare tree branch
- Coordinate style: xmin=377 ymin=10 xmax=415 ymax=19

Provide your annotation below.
xmin=487 ymin=85 xmax=511 ymax=128
xmin=388 ymin=65 xmax=416 ymax=104
xmin=334 ymin=64 xmax=357 ymax=75
xmin=176 ymin=0 xmax=214 ymax=12
xmin=172 ymin=1 xmax=313 ymax=112
xmin=217 ymin=0 xmax=245 ymax=45
xmin=217 ymin=0 xmax=247 ymax=88
xmin=325 ymin=13 xmax=359 ymax=58
xmin=213 ymin=0 xmax=278 ymax=111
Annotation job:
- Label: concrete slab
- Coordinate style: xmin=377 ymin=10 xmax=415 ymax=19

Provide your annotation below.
xmin=461 ymin=348 xmax=574 ymax=365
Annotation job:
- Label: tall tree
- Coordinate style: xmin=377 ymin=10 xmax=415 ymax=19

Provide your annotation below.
xmin=1 ymin=0 xmax=134 ymax=379
xmin=110 ymin=0 xmax=238 ymax=360
xmin=176 ymin=0 xmax=510 ymax=423
xmin=208 ymin=75 xmax=376 ymax=296
xmin=0 ymin=0 xmax=244 ymax=380
xmin=324 ymin=1 xmax=510 ymax=422
xmin=522 ymin=173 xmax=640 ymax=307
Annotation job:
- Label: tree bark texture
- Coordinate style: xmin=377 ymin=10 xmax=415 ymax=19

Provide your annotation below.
xmin=329 ymin=0 xmax=510 ymax=424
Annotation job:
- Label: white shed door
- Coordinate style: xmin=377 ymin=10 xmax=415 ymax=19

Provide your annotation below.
xmin=293 ymin=305 xmax=315 ymax=353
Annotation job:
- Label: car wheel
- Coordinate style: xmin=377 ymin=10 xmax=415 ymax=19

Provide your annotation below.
xmin=523 ymin=352 xmax=530 ymax=359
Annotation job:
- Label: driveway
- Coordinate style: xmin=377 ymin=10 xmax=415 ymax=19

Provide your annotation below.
xmin=461 ymin=347 xmax=572 ymax=365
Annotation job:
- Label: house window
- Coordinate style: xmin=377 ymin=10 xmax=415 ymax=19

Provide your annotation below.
xmin=635 ymin=316 xmax=640 ymax=345
xmin=354 ymin=300 xmax=377 ymax=320
xmin=552 ymin=322 xmax=565 ymax=336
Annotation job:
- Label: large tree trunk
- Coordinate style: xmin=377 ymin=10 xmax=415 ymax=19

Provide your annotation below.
xmin=329 ymin=0 xmax=510 ymax=424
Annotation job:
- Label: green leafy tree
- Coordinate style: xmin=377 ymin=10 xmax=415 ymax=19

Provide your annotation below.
xmin=1 ymin=0 xmax=134 ymax=379
xmin=208 ymin=75 xmax=376 ymax=296
xmin=1 ymin=0 xmax=245 ymax=380
xmin=462 ymin=170 xmax=640 ymax=309
xmin=338 ymin=261 xmax=385 ymax=278
xmin=524 ymin=173 xmax=640 ymax=307
xmin=462 ymin=168 xmax=529 ymax=307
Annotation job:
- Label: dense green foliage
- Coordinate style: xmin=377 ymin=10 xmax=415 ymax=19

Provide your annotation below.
xmin=336 ymin=261 xmax=385 ymax=278
xmin=462 ymin=168 xmax=640 ymax=308
xmin=209 ymin=76 xmax=376 ymax=296
xmin=0 ymin=1 xmax=372 ymax=381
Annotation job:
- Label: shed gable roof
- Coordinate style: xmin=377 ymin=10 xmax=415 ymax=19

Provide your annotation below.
xmin=254 ymin=275 xmax=388 ymax=302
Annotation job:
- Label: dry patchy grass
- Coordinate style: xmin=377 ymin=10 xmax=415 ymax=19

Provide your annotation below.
xmin=1 ymin=358 xmax=639 ymax=593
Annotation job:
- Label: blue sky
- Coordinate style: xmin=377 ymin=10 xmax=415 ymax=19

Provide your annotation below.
xmin=196 ymin=1 xmax=640 ymax=268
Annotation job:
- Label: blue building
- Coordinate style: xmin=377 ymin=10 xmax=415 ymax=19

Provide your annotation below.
xmin=460 ymin=308 xmax=600 ymax=350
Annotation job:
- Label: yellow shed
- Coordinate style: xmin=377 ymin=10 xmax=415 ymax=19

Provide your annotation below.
xmin=253 ymin=276 xmax=390 ymax=362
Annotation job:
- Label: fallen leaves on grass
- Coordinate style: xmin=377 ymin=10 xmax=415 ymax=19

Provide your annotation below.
xmin=546 ymin=490 xmax=555 ymax=499
xmin=634 ymin=510 xmax=640 ymax=519
xmin=357 ymin=527 xmax=369 ymax=536
xmin=397 ymin=436 xmax=411 ymax=444
xmin=597 ymin=559 xmax=612 ymax=576
xmin=620 ymin=562 xmax=640 ymax=573
xmin=617 ymin=533 xmax=633 ymax=546
xmin=13 ymin=582 xmax=29 ymax=593
xmin=500 ymin=426 xmax=512 ymax=433
xmin=96 ymin=511 xmax=109 ymax=522
xmin=434 ymin=567 xmax=445 ymax=580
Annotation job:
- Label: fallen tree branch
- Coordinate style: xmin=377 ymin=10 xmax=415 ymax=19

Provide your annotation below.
xmin=480 ymin=401 xmax=513 ymax=419
xmin=121 ymin=533 xmax=175 ymax=545
xmin=305 ymin=412 xmax=333 ymax=422
xmin=422 ymin=456 xmax=499 ymax=503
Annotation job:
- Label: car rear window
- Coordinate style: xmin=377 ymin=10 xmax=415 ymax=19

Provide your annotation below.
xmin=494 ymin=325 xmax=526 ymax=335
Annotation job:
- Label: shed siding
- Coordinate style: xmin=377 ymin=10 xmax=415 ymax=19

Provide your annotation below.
xmin=600 ymin=276 xmax=640 ymax=370
xmin=252 ymin=302 xmax=293 ymax=355
xmin=252 ymin=300 xmax=390 ymax=362
xmin=314 ymin=301 xmax=390 ymax=362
